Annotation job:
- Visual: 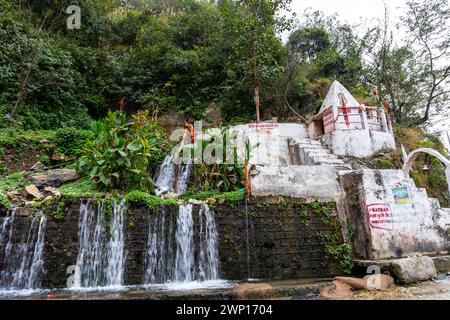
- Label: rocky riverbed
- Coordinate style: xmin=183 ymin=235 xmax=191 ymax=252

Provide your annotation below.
xmin=1 ymin=276 xmax=450 ymax=300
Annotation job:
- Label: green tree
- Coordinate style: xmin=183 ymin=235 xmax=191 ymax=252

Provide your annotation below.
xmin=218 ymin=0 xmax=291 ymax=122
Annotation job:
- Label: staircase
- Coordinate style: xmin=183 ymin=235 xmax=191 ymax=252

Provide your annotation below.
xmin=289 ymin=138 xmax=351 ymax=170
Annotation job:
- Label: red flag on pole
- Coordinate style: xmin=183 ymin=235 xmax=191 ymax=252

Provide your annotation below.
xmin=339 ymin=94 xmax=350 ymax=128
xmin=117 ymin=98 xmax=125 ymax=111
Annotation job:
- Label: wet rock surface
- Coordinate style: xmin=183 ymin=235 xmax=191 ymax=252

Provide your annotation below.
xmin=232 ymin=283 xmax=275 ymax=300
xmin=2 ymin=276 xmax=450 ymax=300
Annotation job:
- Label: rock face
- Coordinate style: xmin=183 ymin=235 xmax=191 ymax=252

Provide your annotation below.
xmin=391 ymin=256 xmax=437 ymax=284
xmin=157 ymin=110 xmax=186 ymax=133
xmin=31 ymin=169 xmax=78 ymax=187
xmin=232 ymin=283 xmax=275 ymax=300
xmin=339 ymin=169 xmax=450 ymax=260
xmin=203 ymin=102 xmax=223 ymax=128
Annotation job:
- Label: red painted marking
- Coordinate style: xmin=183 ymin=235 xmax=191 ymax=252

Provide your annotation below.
xmin=367 ymin=203 xmax=394 ymax=231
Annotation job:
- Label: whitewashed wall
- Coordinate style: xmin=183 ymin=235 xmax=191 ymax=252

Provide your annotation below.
xmin=340 ymin=169 xmax=450 ymax=259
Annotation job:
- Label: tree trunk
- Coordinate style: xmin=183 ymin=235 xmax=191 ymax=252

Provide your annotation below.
xmin=253 ymin=44 xmax=260 ymax=123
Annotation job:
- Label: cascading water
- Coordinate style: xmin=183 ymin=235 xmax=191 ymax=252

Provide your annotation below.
xmin=174 ymin=204 xmax=195 ymax=282
xmin=144 ymin=204 xmax=220 ymax=284
xmin=144 ymin=209 xmax=174 ymax=284
xmin=155 ymin=155 xmax=175 ymax=195
xmin=155 ymin=155 xmax=191 ymax=195
xmin=177 ymin=161 xmax=192 ymax=195
xmin=0 ymin=209 xmax=47 ymax=291
xmin=197 ymin=204 xmax=219 ymax=281
xmin=73 ymin=199 xmax=126 ymax=288
xmin=106 ymin=200 xmax=126 ymax=287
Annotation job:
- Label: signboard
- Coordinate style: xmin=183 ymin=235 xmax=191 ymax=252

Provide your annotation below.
xmin=247 ymin=123 xmax=279 ymax=131
xmin=392 ymin=186 xmax=410 ymax=204
xmin=367 ymin=203 xmax=393 ymax=231
xmin=323 ymin=109 xmax=334 ymax=133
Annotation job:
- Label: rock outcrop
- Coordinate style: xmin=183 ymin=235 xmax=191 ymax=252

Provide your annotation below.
xmin=391 ymin=256 xmax=437 ymax=284
xmin=31 ymin=169 xmax=78 ymax=188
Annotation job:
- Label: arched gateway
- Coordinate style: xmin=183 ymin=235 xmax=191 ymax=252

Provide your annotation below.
xmin=402 ymin=147 xmax=450 ymax=197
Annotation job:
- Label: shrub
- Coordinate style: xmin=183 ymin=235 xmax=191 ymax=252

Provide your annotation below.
xmin=0 ymin=193 xmax=11 ymax=209
xmin=39 ymin=154 xmax=51 ymax=166
xmin=78 ymin=110 xmax=170 ymax=192
xmin=53 ymin=127 xmax=90 ymax=157
xmin=191 ymin=130 xmax=257 ymax=192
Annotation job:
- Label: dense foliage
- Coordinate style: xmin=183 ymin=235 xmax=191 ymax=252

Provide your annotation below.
xmin=77 ymin=110 xmax=170 ymax=192
xmin=0 ymin=0 xmax=390 ymax=128
xmin=0 ymin=0 xmax=448 ymax=202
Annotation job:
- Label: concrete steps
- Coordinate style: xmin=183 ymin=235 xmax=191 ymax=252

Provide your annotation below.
xmin=290 ymin=138 xmax=351 ymax=170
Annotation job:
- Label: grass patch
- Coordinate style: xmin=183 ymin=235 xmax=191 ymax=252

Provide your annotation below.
xmin=0 ymin=129 xmax=55 ymax=148
xmin=0 ymin=193 xmax=11 ymax=209
xmin=0 ymin=171 xmax=27 ymax=191
xmin=59 ymin=178 xmax=104 ymax=198
xmin=125 ymin=190 xmax=178 ymax=210
xmin=182 ymin=190 xmax=245 ymax=202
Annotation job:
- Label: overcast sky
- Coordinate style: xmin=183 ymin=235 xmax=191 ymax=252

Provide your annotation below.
xmin=289 ymin=0 xmax=407 ymax=26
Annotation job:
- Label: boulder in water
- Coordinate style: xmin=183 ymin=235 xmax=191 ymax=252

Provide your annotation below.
xmin=320 ymin=280 xmax=354 ymax=299
xmin=233 ymin=283 xmax=275 ymax=300
xmin=335 ymin=275 xmax=394 ymax=291
xmin=321 ymin=274 xmax=395 ymax=298
xmin=363 ymin=274 xmax=395 ymax=290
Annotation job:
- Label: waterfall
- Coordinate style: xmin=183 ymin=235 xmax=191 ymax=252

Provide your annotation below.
xmin=197 ymin=204 xmax=219 ymax=281
xmin=73 ymin=199 xmax=126 ymax=288
xmin=155 ymin=155 xmax=175 ymax=195
xmin=155 ymin=155 xmax=191 ymax=195
xmin=177 ymin=161 xmax=192 ymax=195
xmin=174 ymin=204 xmax=195 ymax=282
xmin=106 ymin=200 xmax=126 ymax=287
xmin=27 ymin=215 xmax=47 ymax=289
xmin=0 ymin=209 xmax=47 ymax=291
xmin=144 ymin=203 xmax=220 ymax=284
xmin=144 ymin=209 xmax=174 ymax=284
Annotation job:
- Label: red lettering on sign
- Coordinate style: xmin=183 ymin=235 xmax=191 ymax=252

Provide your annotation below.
xmin=367 ymin=203 xmax=393 ymax=231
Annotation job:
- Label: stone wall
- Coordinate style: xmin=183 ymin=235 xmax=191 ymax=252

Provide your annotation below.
xmin=339 ymin=169 xmax=450 ymax=260
xmin=1 ymin=198 xmax=345 ymax=289
xmin=321 ymin=130 xmax=396 ymax=158
xmin=214 ymin=199 xmax=345 ymax=280
xmin=250 ymin=165 xmax=341 ymax=201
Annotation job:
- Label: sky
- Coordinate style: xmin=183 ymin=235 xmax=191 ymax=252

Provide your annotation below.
xmin=289 ymin=0 xmax=407 ymax=26
xmin=285 ymin=0 xmax=450 ymax=150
